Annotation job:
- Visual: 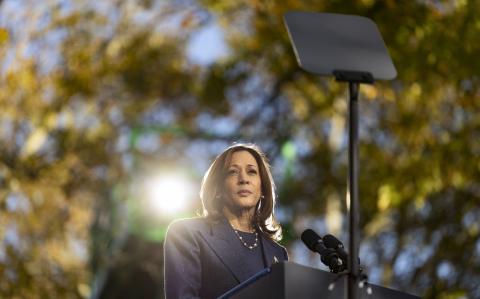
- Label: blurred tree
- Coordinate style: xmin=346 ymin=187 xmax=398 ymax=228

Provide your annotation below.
xmin=0 ymin=0 xmax=201 ymax=298
xmin=0 ymin=0 xmax=479 ymax=299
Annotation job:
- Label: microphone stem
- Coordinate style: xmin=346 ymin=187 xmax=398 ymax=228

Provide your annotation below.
xmin=348 ymin=81 xmax=360 ymax=299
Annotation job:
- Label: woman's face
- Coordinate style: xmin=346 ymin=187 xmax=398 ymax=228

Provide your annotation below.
xmin=223 ymin=150 xmax=262 ymax=212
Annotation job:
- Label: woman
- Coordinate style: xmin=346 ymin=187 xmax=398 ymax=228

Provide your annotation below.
xmin=164 ymin=143 xmax=288 ymax=299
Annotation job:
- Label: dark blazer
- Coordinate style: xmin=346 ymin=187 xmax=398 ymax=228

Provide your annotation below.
xmin=164 ymin=217 xmax=288 ymax=299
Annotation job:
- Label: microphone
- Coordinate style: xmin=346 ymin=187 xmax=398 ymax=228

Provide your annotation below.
xmin=324 ymin=234 xmax=364 ymax=273
xmin=323 ymin=234 xmax=349 ymax=263
xmin=301 ymin=229 xmax=344 ymax=273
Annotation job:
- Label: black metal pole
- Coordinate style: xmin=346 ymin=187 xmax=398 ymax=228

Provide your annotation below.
xmin=347 ymin=81 xmax=360 ymax=299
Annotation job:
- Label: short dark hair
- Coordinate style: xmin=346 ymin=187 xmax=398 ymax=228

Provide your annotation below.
xmin=200 ymin=143 xmax=282 ymax=241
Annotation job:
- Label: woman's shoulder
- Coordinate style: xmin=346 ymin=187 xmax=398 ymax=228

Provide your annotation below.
xmin=166 ymin=216 xmax=212 ymax=235
xmin=262 ymin=236 xmax=289 ymax=260
xmin=167 ymin=216 xmax=207 ymax=228
xmin=265 ymin=237 xmax=287 ymax=250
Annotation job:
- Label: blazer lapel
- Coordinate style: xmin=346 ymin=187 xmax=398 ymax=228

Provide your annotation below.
xmin=198 ymin=218 xmax=253 ymax=283
xmin=260 ymin=235 xmax=282 ymax=267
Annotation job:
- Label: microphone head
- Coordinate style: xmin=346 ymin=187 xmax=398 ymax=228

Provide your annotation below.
xmin=301 ymin=229 xmax=321 ymax=252
xmin=323 ymin=234 xmax=349 ymax=264
xmin=323 ymin=234 xmax=343 ymax=249
xmin=301 ymin=230 xmax=345 ymax=273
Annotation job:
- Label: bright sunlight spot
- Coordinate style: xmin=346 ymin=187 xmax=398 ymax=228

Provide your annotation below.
xmin=145 ymin=174 xmax=193 ymax=215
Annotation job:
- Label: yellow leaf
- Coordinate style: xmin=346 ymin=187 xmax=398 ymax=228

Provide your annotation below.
xmin=21 ymin=128 xmax=48 ymax=158
xmin=377 ymin=184 xmax=401 ymax=211
xmin=45 ymin=112 xmax=58 ymax=129
xmin=0 ymin=27 xmax=9 ymax=44
xmin=77 ymin=283 xmax=91 ymax=298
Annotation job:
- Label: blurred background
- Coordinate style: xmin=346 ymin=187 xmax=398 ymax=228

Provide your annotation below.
xmin=1 ymin=0 xmax=479 ymax=298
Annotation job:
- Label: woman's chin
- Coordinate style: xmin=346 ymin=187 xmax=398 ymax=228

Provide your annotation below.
xmin=227 ymin=201 xmax=257 ymax=213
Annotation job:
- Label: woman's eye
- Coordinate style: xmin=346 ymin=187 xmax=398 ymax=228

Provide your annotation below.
xmin=228 ymin=169 xmax=238 ymax=175
xmin=248 ymin=170 xmax=257 ymax=175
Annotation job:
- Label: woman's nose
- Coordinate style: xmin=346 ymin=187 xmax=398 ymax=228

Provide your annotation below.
xmin=238 ymin=170 xmax=249 ymax=184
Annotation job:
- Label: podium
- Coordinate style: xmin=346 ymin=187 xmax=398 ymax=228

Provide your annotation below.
xmin=220 ymin=262 xmax=420 ymax=299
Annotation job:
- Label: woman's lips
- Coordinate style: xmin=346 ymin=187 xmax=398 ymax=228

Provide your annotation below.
xmin=237 ymin=190 xmax=252 ymax=196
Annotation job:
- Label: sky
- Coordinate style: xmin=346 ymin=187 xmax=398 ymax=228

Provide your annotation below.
xmin=187 ymin=20 xmax=230 ymax=65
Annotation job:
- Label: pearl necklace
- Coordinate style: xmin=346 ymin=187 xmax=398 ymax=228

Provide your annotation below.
xmin=231 ymin=224 xmax=259 ymax=250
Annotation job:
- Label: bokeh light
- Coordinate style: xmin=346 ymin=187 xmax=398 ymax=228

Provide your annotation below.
xmin=145 ymin=174 xmax=194 ymax=216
